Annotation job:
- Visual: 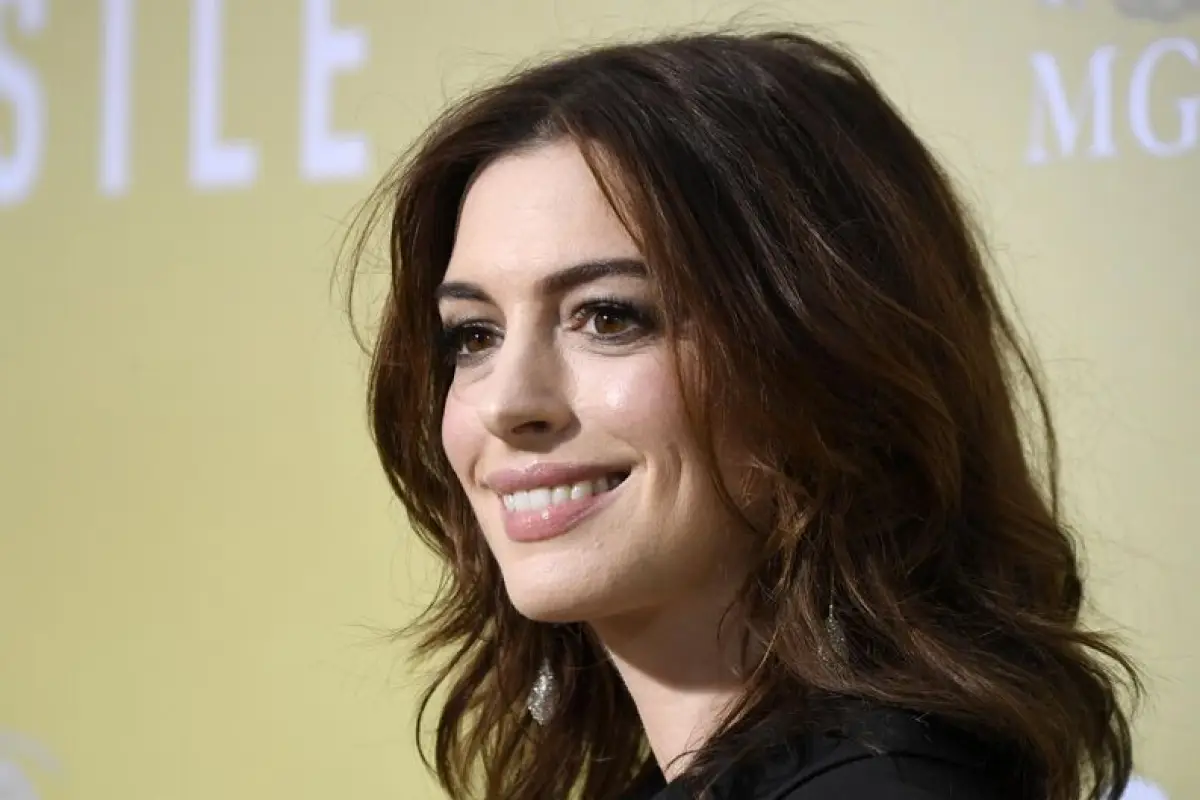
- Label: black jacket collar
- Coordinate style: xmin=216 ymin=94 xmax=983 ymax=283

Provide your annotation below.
xmin=624 ymin=705 xmax=1007 ymax=800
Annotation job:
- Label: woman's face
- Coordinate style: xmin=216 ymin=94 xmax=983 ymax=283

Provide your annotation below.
xmin=438 ymin=140 xmax=755 ymax=624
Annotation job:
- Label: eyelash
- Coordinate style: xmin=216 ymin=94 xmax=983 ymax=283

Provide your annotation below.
xmin=439 ymin=298 xmax=658 ymax=365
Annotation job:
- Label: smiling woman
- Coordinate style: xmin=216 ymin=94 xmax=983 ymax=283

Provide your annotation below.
xmin=436 ymin=143 xmax=751 ymax=629
xmin=344 ymin=28 xmax=1141 ymax=800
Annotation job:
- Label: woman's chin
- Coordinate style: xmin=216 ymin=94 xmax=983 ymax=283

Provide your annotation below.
xmin=505 ymin=581 xmax=608 ymax=625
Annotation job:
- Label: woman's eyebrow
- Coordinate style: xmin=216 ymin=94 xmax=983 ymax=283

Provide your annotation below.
xmin=435 ymin=257 xmax=647 ymax=304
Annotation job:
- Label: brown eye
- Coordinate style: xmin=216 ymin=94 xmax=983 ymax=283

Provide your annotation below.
xmin=590 ymin=308 xmax=634 ymax=336
xmin=573 ymin=300 xmax=657 ymax=343
xmin=440 ymin=321 xmax=501 ymax=365
xmin=460 ymin=328 xmax=496 ymax=354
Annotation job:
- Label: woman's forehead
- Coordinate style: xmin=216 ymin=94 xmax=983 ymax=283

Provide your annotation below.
xmin=445 ymin=144 xmax=644 ymax=289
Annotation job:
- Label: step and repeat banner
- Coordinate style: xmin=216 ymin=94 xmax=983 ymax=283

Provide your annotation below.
xmin=1 ymin=1 xmax=1195 ymax=798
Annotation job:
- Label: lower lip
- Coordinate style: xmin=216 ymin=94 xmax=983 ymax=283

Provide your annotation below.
xmin=502 ymin=483 xmax=623 ymax=543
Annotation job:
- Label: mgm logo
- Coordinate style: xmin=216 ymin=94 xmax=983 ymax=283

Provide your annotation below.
xmin=1029 ymin=0 xmax=1200 ymax=162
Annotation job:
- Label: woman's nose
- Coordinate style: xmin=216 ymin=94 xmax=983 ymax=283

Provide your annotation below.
xmin=476 ymin=335 xmax=574 ymax=446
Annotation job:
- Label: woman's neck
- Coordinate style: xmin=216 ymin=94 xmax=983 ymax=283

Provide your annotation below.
xmin=591 ymin=576 xmax=755 ymax=780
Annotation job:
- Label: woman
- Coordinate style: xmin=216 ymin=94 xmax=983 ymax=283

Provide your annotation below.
xmin=346 ymin=29 xmax=1140 ymax=800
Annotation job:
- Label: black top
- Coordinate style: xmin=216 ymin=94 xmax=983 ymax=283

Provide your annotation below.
xmin=625 ymin=706 xmax=1017 ymax=799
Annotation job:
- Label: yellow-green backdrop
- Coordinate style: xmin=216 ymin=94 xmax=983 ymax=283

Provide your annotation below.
xmin=1 ymin=1 xmax=1195 ymax=797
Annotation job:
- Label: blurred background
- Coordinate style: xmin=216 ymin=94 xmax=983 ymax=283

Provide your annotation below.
xmin=1 ymin=1 xmax=1195 ymax=797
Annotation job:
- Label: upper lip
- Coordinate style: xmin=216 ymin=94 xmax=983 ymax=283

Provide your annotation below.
xmin=483 ymin=462 xmax=631 ymax=494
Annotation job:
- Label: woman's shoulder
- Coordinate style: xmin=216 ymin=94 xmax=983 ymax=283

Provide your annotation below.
xmin=764 ymin=706 xmax=1014 ymax=800
xmin=637 ymin=704 xmax=1018 ymax=800
xmin=769 ymin=742 xmax=1008 ymax=799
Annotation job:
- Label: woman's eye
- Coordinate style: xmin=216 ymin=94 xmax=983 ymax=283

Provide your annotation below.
xmin=589 ymin=308 xmax=636 ymax=336
xmin=459 ymin=327 xmax=496 ymax=354
xmin=576 ymin=302 xmax=654 ymax=340
xmin=441 ymin=323 xmax=499 ymax=361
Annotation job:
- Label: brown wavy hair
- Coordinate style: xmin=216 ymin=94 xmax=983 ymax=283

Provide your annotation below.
xmin=344 ymin=28 xmax=1141 ymax=800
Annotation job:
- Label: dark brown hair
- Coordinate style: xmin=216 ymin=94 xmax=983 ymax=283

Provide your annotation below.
xmin=345 ymin=28 xmax=1141 ymax=800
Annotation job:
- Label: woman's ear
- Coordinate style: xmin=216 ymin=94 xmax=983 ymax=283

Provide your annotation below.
xmin=724 ymin=452 xmax=777 ymax=536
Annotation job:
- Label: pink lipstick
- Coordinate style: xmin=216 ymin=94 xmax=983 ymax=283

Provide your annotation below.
xmin=484 ymin=463 xmax=630 ymax=543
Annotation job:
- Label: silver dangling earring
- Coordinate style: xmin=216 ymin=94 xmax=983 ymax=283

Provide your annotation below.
xmin=825 ymin=599 xmax=848 ymax=660
xmin=527 ymin=657 xmax=558 ymax=726
xmin=818 ymin=598 xmax=849 ymax=671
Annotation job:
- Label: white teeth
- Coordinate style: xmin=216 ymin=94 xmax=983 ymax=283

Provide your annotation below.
xmin=528 ymin=487 xmax=552 ymax=509
xmin=502 ymin=474 xmax=625 ymax=513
